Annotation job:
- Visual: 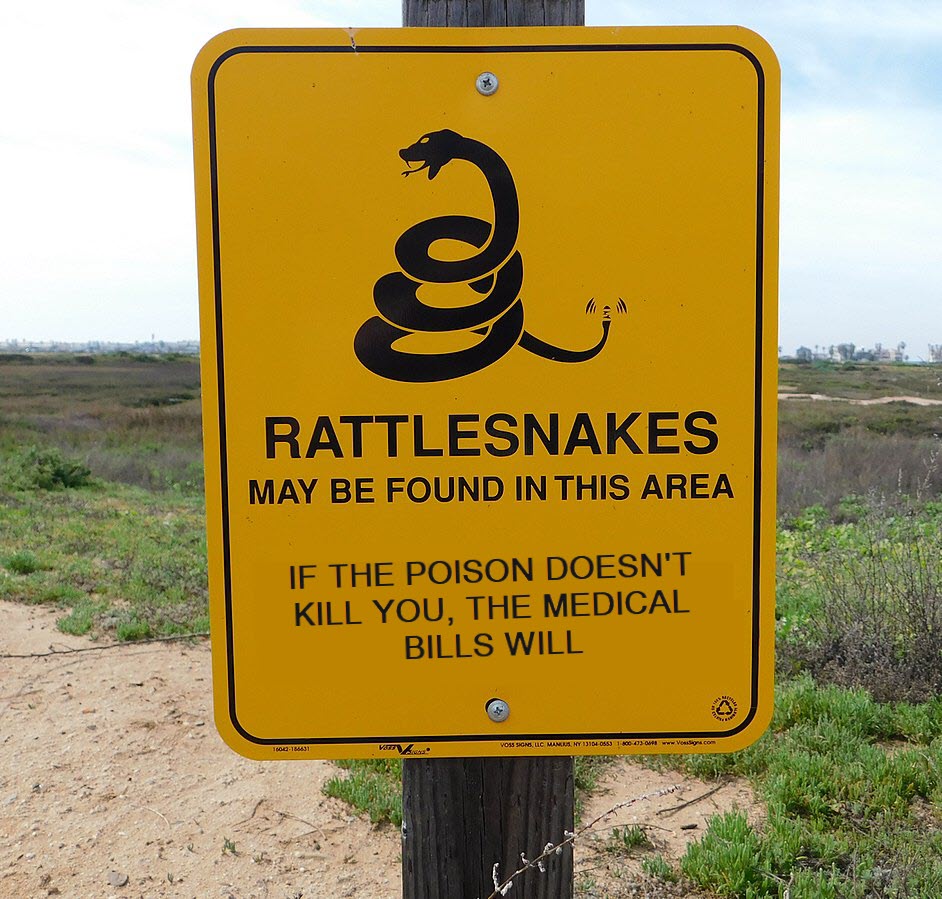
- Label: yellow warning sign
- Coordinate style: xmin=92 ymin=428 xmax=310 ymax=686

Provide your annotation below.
xmin=192 ymin=26 xmax=780 ymax=759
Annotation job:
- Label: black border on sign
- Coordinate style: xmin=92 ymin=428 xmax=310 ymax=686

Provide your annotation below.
xmin=205 ymin=40 xmax=769 ymax=748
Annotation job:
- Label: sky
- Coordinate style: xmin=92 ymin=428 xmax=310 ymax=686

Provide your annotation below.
xmin=1 ymin=1 xmax=940 ymax=358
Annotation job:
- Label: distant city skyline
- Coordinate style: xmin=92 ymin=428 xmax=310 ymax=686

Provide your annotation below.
xmin=2 ymin=2 xmax=940 ymax=354
xmin=5 ymin=337 xmax=940 ymax=364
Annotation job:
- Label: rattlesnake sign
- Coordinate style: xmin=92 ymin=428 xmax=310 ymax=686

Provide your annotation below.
xmin=191 ymin=26 xmax=780 ymax=760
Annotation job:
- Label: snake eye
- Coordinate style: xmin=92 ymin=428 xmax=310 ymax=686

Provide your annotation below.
xmin=419 ymin=136 xmax=430 ymax=144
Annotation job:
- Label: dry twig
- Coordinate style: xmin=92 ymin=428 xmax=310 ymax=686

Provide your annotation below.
xmin=483 ymin=784 xmax=679 ymax=899
xmin=273 ymin=810 xmax=328 ymax=843
xmin=656 ymin=783 xmax=723 ymax=817
xmin=0 ymin=632 xmax=209 ymax=660
xmin=138 ymin=806 xmax=171 ymax=829
xmin=233 ymin=798 xmax=266 ymax=829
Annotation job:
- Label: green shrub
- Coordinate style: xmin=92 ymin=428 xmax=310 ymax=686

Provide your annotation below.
xmin=5 ymin=550 xmax=41 ymax=574
xmin=2 ymin=446 xmax=92 ymax=490
xmin=786 ymin=869 xmax=841 ymax=898
xmin=57 ymin=598 xmax=106 ymax=636
xmin=656 ymin=676 xmax=942 ymax=897
xmin=610 ymin=825 xmax=652 ymax=852
xmin=116 ymin=618 xmax=152 ymax=641
xmin=680 ymin=810 xmax=764 ymax=895
xmin=777 ymin=501 xmax=942 ymax=702
xmin=641 ymin=854 xmax=677 ymax=882
xmin=323 ymin=759 xmax=402 ymax=827
xmin=37 ymin=584 xmax=84 ymax=603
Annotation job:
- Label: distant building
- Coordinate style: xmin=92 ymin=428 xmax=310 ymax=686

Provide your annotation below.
xmin=836 ymin=343 xmax=855 ymax=362
xmin=0 ymin=340 xmax=199 ymax=356
xmin=786 ymin=341 xmax=915 ymax=363
xmin=795 ymin=346 xmax=813 ymax=362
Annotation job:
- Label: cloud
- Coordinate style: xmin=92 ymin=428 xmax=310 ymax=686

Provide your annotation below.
xmin=2 ymin=1 xmax=941 ymax=347
xmin=598 ymin=1 xmax=942 ymax=107
xmin=779 ymin=103 xmax=942 ymax=354
xmin=597 ymin=1 xmax=942 ymax=40
xmin=0 ymin=0 xmax=343 ymax=340
xmin=783 ymin=105 xmax=942 ymax=263
xmin=770 ymin=1 xmax=942 ymax=41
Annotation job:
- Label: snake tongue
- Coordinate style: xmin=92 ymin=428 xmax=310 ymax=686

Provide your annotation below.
xmin=401 ymin=160 xmax=429 ymax=177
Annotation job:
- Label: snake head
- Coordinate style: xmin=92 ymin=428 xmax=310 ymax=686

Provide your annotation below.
xmin=400 ymin=129 xmax=463 ymax=179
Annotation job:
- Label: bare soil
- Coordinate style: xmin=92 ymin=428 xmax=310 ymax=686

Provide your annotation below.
xmin=0 ymin=601 xmax=759 ymax=898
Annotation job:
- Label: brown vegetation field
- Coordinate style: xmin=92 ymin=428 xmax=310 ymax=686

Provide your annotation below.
xmin=2 ymin=355 xmax=942 ymax=897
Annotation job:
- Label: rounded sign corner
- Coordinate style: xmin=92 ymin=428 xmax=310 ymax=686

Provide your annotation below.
xmin=717 ymin=698 xmax=774 ymax=754
xmin=212 ymin=704 xmax=270 ymax=761
xmin=191 ymin=29 xmax=251 ymax=86
xmin=725 ymin=26 xmax=782 ymax=84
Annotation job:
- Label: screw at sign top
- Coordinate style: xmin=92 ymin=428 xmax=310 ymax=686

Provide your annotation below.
xmin=486 ymin=697 xmax=510 ymax=723
xmin=476 ymin=72 xmax=499 ymax=96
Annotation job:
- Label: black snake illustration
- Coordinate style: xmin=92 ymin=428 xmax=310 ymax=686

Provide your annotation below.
xmin=354 ymin=129 xmax=615 ymax=382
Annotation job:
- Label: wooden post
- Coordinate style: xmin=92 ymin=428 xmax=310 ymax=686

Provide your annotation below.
xmin=400 ymin=4 xmax=581 ymax=898
xmin=403 ymin=756 xmax=574 ymax=898
xmin=403 ymin=0 xmax=583 ymax=27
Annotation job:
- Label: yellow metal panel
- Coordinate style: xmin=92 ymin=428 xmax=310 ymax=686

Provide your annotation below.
xmin=192 ymin=26 xmax=779 ymax=760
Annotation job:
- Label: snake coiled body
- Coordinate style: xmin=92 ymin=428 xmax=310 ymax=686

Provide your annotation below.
xmin=354 ymin=129 xmax=611 ymax=382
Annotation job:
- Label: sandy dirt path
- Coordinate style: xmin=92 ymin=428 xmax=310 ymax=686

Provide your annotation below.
xmin=778 ymin=392 xmax=942 ymax=405
xmin=1 ymin=601 xmax=756 ymax=898
xmin=0 ymin=601 xmax=398 ymax=899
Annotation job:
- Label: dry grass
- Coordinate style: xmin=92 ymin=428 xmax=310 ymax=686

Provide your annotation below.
xmin=777 ymin=362 xmax=942 ymax=518
xmin=0 ymin=356 xmax=202 ymax=492
xmin=778 ymin=431 xmax=942 ymax=519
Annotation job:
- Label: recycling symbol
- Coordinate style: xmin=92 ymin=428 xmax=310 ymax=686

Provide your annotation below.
xmin=711 ymin=695 xmax=738 ymax=722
